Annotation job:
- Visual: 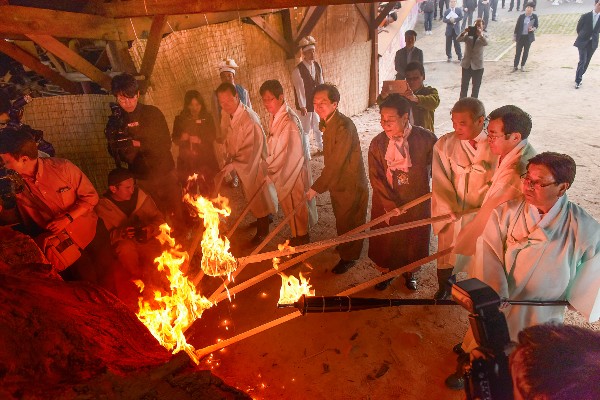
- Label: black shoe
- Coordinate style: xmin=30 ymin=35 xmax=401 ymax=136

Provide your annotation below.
xmin=289 ymin=233 xmax=310 ymax=247
xmin=244 ymin=233 xmax=265 ymax=249
xmin=575 ymin=82 xmax=582 ymax=89
xmin=452 ymin=343 xmax=465 ymax=355
xmin=508 ymin=8 xmax=513 ymax=10
xmin=403 ymin=272 xmax=417 ymax=291
xmin=374 ymin=278 xmax=393 ymax=291
xmin=445 ymin=372 xmax=465 ymax=390
xmin=332 ymin=259 xmax=355 ymax=274
xmin=433 ymin=268 xmax=455 ymax=300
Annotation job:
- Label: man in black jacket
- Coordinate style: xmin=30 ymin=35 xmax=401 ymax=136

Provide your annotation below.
xmin=108 ymin=74 xmax=182 ymax=229
xmin=513 ymin=3 xmax=539 ymax=72
xmin=574 ymin=0 xmax=600 ymax=89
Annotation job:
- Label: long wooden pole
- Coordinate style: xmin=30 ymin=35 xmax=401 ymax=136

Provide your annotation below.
xmin=194 ymin=247 xmax=453 ymax=359
xmin=206 ymin=200 xmax=306 ymax=301
xmin=238 ymin=206 xmax=473 ymax=267
xmin=213 ymin=193 xmax=434 ymax=304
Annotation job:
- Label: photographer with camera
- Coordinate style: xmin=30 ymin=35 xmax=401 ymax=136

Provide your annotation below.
xmin=458 ymin=19 xmax=488 ymax=99
xmin=95 ymin=168 xmax=165 ymax=304
xmin=0 ymin=128 xmax=99 ymax=275
xmin=107 ymin=73 xmax=183 ymax=231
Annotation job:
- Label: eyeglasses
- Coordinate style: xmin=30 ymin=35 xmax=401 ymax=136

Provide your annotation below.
xmin=487 ymin=133 xmax=509 ymax=142
xmin=116 ymin=94 xmax=138 ymax=104
xmin=520 ymin=173 xmax=558 ymax=190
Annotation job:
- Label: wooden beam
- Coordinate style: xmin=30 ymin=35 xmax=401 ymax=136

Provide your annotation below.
xmin=249 ymin=16 xmax=292 ymax=56
xmin=26 ymin=34 xmax=112 ymax=91
xmin=106 ymin=41 xmax=138 ymax=75
xmin=355 ymin=4 xmax=370 ymax=28
xmin=280 ymin=9 xmax=295 ymax=44
xmin=92 ymin=0 xmax=389 ymax=18
xmin=295 ymin=6 xmax=327 ymax=45
xmin=373 ymin=1 xmax=397 ymax=29
xmin=0 ymin=5 xmax=124 ymax=41
xmin=0 ymin=40 xmax=81 ymax=94
xmin=138 ymin=15 xmax=168 ymax=93
xmin=368 ymin=3 xmax=379 ymax=106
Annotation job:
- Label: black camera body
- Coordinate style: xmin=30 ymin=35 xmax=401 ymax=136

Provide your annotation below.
xmin=468 ymin=26 xmax=478 ymax=36
xmin=452 ymin=279 xmax=513 ymax=400
xmin=0 ymin=168 xmax=25 ymax=209
xmin=105 ymin=102 xmax=135 ymax=166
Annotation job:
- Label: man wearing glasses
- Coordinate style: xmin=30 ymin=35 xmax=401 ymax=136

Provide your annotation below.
xmin=109 ymin=74 xmax=182 ymax=232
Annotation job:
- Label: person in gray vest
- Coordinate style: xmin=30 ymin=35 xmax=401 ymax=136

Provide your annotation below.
xmin=292 ymin=36 xmax=325 ymax=157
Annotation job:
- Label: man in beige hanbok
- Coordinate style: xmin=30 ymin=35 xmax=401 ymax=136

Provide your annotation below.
xmin=431 ymin=98 xmax=497 ymax=299
xmin=260 ymin=80 xmax=317 ymax=245
xmin=216 ymin=83 xmax=277 ymax=246
xmin=454 ymin=105 xmax=537 ymax=257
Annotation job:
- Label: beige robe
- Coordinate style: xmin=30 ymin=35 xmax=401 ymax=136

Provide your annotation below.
xmin=464 ymin=196 xmax=600 ymax=348
xmin=431 ymin=130 xmax=497 ymax=270
xmin=224 ymin=102 xmax=277 ymax=218
xmin=266 ymin=103 xmax=317 ymax=236
xmin=454 ymin=140 xmax=536 ymax=257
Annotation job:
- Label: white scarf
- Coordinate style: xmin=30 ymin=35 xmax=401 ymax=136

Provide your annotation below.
xmin=384 ymin=122 xmax=412 ymax=186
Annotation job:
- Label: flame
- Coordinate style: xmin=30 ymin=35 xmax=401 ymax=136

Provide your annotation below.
xmin=277 ymin=272 xmax=315 ymax=305
xmin=135 ymin=223 xmax=213 ymax=364
xmin=184 ymin=194 xmax=237 ymax=277
xmin=272 ymin=240 xmax=294 ymax=271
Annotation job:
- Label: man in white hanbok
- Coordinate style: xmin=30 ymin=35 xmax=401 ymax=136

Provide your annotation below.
xmin=259 ymin=80 xmax=317 ymax=245
xmin=454 ymin=105 xmax=537 ymax=257
xmin=446 ymin=152 xmax=600 ymax=391
xmin=216 ymin=83 xmax=278 ymax=246
xmin=431 ymin=98 xmax=497 ymax=299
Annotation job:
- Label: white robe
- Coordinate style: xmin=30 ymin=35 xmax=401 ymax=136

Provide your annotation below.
xmin=431 ymin=130 xmax=497 ymax=269
xmin=224 ymin=102 xmax=277 ymax=218
xmin=266 ymin=103 xmax=317 ymax=235
xmin=469 ymin=195 xmax=600 ymax=343
xmin=454 ymin=140 xmax=536 ymax=257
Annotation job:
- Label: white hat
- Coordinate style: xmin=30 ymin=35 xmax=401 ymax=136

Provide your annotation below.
xmin=218 ymin=58 xmax=239 ymax=75
xmin=298 ymin=36 xmax=317 ymax=51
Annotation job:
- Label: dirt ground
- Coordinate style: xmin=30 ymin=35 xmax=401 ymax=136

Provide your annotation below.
xmin=186 ymin=3 xmax=600 ymax=399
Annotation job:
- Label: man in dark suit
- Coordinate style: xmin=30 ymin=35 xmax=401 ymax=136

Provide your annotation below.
xmin=307 ymin=84 xmax=369 ymax=275
xmin=513 ymin=3 xmax=538 ymax=72
xmin=394 ymin=30 xmax=424 ymax=80
xmin=574 ymin=0 xmax=600 ymax=89
xmin=443 ymin=0 xmax=464 ymax=62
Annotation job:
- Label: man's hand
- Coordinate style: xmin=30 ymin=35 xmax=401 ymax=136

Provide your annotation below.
xmin=450 ymin=17 xmax=455 ymax=23
xmin=46 ymin=216 xmax=71 ymax=235
xmin=300 ymin=107 xmax=308 ymax=116
xmin=306 ymin=188 xmax=317 ymax=201
xmin=464 ymin=7 xmax=468 ymax=11
xmin=132 ymin=140 xmax=141 ymax=147
xmin=402 ymin=88 xmax=418 ymax=103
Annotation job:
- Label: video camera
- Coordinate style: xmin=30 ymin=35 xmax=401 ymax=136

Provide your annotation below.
xmin=104 ymin=102 xmax=134 ymax=167
xmin=0 ymin=168 xmax=25 ymax=209
xmin=1 ymin=94 xmax=56 ymax=157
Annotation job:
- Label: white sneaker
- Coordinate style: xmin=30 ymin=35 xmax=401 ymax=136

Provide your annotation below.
xmin=552 ymin=0 xmax=559 ymax=4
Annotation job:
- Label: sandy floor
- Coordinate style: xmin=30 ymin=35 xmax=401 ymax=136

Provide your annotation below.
xmin=185 ymin=4 xmax=600 ymax=399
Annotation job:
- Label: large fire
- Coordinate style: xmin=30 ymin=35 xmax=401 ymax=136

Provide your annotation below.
xmin=135 ymin=223 xmax=213 ymax=364
xmin=277 ymin=272 xmax=315 ymax=305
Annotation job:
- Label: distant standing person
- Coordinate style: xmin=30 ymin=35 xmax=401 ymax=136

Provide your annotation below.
xmin=443 ymin=0 xmax=464 ymax=62
xmin=478 ymin=0 xmax=491 ymax=31
xmin=439 ymin=0 xmax=450 ymax=20
xmin=292 ymin=36 xmax=325 ymax=157
xmin=307 ymin=84 xmax=369 ymax=275
xmin=461 ymin=0 xmax=478 ymax=30
xmin=513 ymin=3 xmax=538 ymax=72
xmin=394 ymin=30 xmax=424 ymax=80
xmin=458 ymin=19 xmax=488 ymax=99
xmin=574 ymin=0 xmax=600 ymax=89
xmin=421 ymin=0 xmax=436 ymax=35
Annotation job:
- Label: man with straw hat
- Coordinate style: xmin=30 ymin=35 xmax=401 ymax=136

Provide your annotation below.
xmin=292 ymin=36 xmax=325 ymax=157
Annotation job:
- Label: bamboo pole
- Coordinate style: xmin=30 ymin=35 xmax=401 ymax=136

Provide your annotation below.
xmin=212 ymin=193 xmax=435 ymax=304
xmin=189 ymin=179 xmax=269 ymax=284
xmin=207 ymin=200 xmax=306 ymax=301
xmin=194 ymin=247 xmax=453 ymax=359
xmin=238 ymin=206 xmax=474 ymax=267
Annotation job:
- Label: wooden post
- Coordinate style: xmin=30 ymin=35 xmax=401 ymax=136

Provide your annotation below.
xmin=368 ymin=3 xmax=379 ymax=106
xmin=139 ymin=14 xmax=167 ymax=94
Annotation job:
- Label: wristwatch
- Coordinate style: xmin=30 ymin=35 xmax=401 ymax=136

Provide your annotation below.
xmin=65 ymin=213 xmax=74 ymax=223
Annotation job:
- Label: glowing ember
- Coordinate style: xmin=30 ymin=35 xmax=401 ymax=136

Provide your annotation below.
xmin=272 ymin=240 xmax=294 ymax=271
xmin=184 ymin=194 xmax=237 ymax=277
xmin=277 ymin=272 xmax=315 ymax=305
xmin=135 ymin=223 xmax=213 ymax=364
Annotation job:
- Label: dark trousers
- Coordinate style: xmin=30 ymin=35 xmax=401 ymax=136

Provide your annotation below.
xmin=446 ymin=33 xmax=463 ymax=59
xmin=439 ymin=0 xmax=450 ymax=18
xmin=501 ymin=0 xmax=506 ymax=7
xmin=331 ymin=186 xmax=368 ymax=262
xmin=490 ymin=0 xmax=498 ymax=19
xmin=478 ymin=4 xmax=490 ymax=29
xmin=575 ymin=41 xmax=596 ymax=84
xmin=424 ymin=12 xmax=434 ymax=31
xmin=509 ymin=0 xmax=521 ymax=10
xmin=461 ymin=10 xmax=475 ymax=29
xmin=514 ymin=36 xmax=532 ymax=67
xmin=460 ymin=67 xmax=484 ymax=98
